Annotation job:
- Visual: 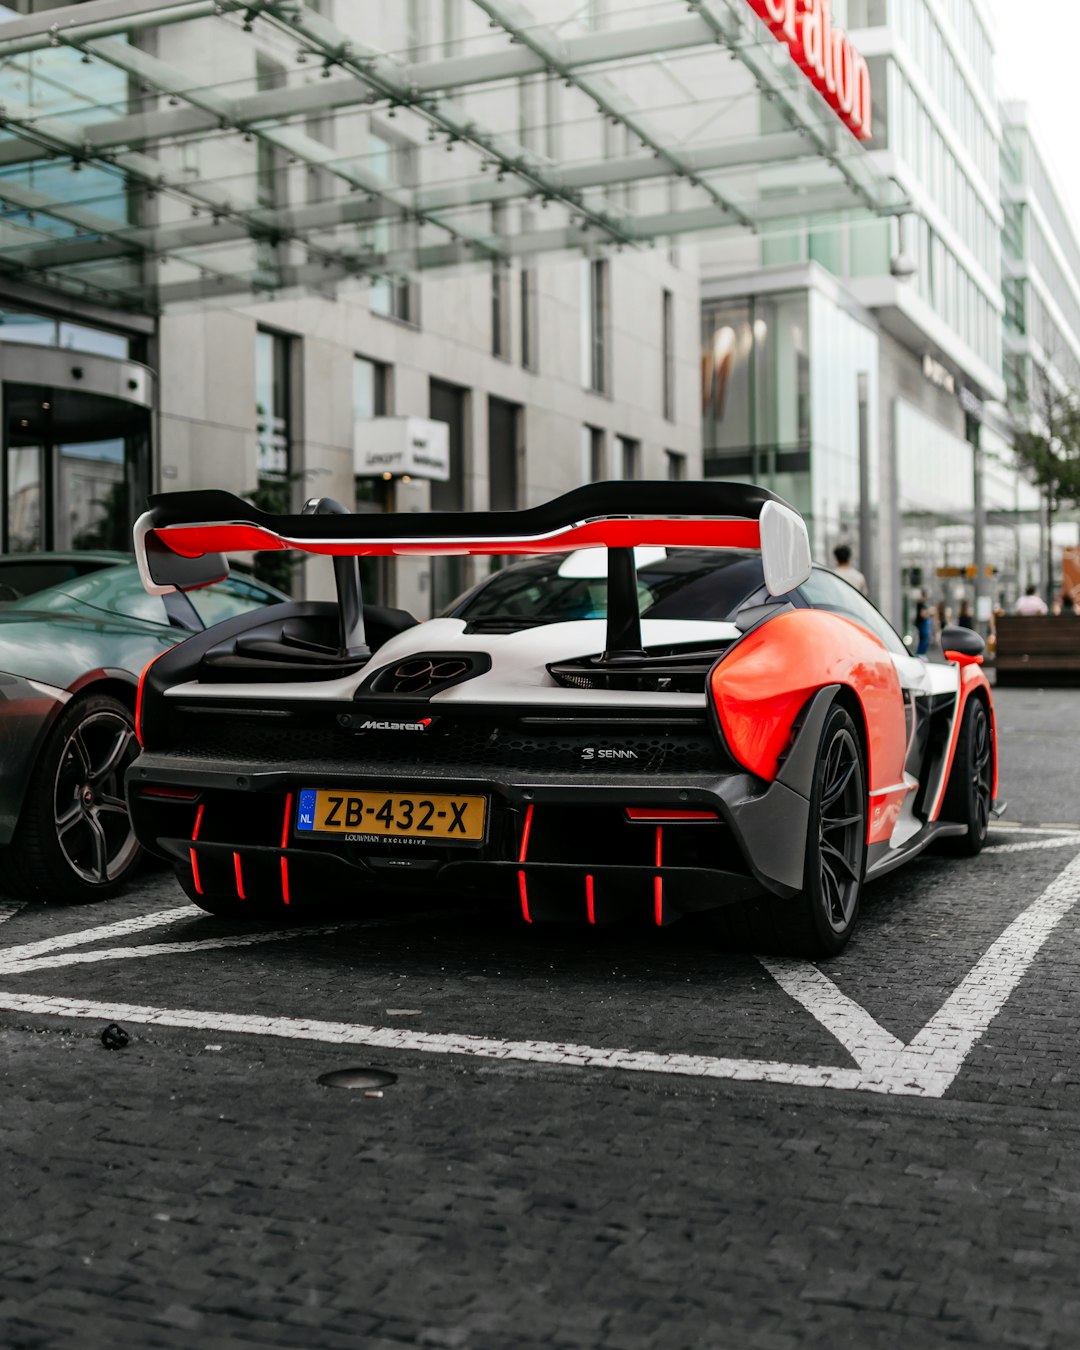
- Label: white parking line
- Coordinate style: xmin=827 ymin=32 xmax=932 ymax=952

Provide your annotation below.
xmin=0 ymin=848 xmax=1076 ymax=1098
xmin=983 ymin=835 xmax=1080 ymax=855
xmin=0 ymin=902 xmax=24 ymax=927
xmin=0 ymin=905 xmax=345 ymax=974
xmin=758 ymin=959 xmax=906 ymax=1066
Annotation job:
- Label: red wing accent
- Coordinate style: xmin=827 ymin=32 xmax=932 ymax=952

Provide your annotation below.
xmin=141 ymin=786 xmax=199 ymax=800
xmin=625 ymin=808 xmax=718 ymax=822
xmin=281 ymin=857 xmax=291 ymax=907
xmin=189 ymin=848 xmax=202 ymax=895
xmin=152 ymin=517 xmax=762 ymax=560
xmin=586 ymin=874 xmax=596 ymax=925
xmin=233 ymin=852 xmax=246 ymax=900
xmin=518 ymin=804 xmax=534 ymax=924
xmin=192 ymin=803 xmax=205 ymax=841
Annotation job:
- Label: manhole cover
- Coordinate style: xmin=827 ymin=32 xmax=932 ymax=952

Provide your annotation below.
xmin=317 ymin=1067 xmax=398 ymax=1090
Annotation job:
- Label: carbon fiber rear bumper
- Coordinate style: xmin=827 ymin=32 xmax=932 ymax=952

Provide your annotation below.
xmin=126 ymin=693 xmax=843 ymax=923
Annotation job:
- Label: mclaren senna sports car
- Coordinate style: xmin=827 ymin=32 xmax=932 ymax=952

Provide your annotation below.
xmin=127 ymin=483 xmax=999 ymax=956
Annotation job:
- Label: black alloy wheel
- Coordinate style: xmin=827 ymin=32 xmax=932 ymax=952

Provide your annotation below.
xmin=941 ymin=697 xmax=993 ymax=855
xmin=0 ymin=692 xmax=142 ymax=903
xmin=706 ymin=703 xmax=867 ymax=958
xmin=808 ymin=711 xmax=867 ymax=947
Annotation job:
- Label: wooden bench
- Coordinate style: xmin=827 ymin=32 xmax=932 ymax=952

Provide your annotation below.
xmin=994 ymin=615 xmax=1080 ymax=685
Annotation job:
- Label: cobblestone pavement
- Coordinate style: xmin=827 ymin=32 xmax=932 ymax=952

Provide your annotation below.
xmin=2 ymin=687 xmax=1079 ymax=1349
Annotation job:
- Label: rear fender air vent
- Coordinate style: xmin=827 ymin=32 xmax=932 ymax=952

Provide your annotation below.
xmin=548 ymin=639 xmax=732 ymax=693
xmin=361 ymin=652 xmax=491 ymax=697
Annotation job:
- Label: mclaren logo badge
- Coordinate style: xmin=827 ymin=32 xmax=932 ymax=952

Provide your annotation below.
xmin=582 ymin=746 xmax=638 ymax=761
xmin=359 ymin=717 xmax=434 ymax=732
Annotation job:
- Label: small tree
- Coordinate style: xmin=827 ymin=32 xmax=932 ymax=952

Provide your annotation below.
xmin=1012 ymin=360 xmax=1080 ymax=602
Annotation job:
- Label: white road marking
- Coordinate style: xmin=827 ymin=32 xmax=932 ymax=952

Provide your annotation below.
xmin=898 ymin=851 xmax=1080 ymax=1095
xmin=983 ymin=835 xmax=1080 ymax=855
xmin=0 ymin=907 xmax=200 ymax=968
xmin=0 ymin=905 xmax=345 ymax=975
xmin=0 ymin=902 xmax=25 ymax=927
xmin=758 ymin=958 xmax=906 ymax=1067
xmin=1 ymin=927 xmax=347 ymax=975
xmin=0 ymin=989 xmax=868 ymax=1092
xmin=0 ymin=851 xmax=1076 ymax=1097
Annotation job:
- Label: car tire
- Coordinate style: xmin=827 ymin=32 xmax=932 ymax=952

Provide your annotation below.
xmin=709 ymin=704 xmax=867 ymax=958
xmin=940 ymin=696 xmax=992 ymax=856
xmin=0 ymin=692 xmax=141 ymax=904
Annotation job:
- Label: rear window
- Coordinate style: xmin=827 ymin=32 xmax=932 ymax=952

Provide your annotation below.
xmin=0 ymin=557 xmax=117 ymax=600
xmin=452 ymin=551 xmax=767 ymax=627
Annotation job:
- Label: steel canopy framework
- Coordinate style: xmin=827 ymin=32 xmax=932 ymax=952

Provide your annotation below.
xmin=0 ymin=0 xmax=908 ymax=313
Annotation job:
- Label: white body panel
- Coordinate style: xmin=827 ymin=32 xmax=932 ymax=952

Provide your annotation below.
xmin=164 ymin=617 xmax=739 ymax=710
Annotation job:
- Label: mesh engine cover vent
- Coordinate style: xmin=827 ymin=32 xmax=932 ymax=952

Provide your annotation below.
xmin=362 ymin=652 xmax=491 ymax=697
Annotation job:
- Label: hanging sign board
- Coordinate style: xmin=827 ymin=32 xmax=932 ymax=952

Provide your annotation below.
xmin=355 ymin=416 xmax=451 ymax=481
xmin=746 ymin=0 xmax=873 ymax=142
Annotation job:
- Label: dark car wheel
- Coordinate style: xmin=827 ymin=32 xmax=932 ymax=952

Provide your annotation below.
xmin=940 ymin=696 xmax=992 ymax=856
xmin=709 ymin=704 xmax=867 ymax=958
xmin=0 ymin=693 xmax=141 ymax=904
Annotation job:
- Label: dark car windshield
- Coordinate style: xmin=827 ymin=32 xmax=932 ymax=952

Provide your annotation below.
xmin=449 ymin=550 xmax=768 ymax=627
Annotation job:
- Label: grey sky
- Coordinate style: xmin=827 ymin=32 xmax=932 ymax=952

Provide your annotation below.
xmin=991 ymin=0 xmax=1080 ymax=218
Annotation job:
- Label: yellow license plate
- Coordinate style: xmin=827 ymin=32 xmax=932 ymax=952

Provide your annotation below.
xmin=296 ymin=788 xmax=487 ymax=841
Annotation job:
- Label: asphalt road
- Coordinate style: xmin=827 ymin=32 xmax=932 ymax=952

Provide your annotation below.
xmin=2 ymin=686 xmax=1080 ymax=1349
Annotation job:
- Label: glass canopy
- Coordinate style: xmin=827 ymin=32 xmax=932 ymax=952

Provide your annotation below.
xmin=0 ymin=0 xmax=908 ymax=313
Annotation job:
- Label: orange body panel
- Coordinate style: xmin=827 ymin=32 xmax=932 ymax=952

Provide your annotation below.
xmin=710 ymin=609 xmax=908 ymax=802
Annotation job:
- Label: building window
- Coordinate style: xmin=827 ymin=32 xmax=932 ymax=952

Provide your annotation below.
xmin=254 ymin=328 xmax=294 ymax=593
xmin=488 ymin=397 xmax=522 ymax=512
xmin=666 ymin=450 xmax=686 ymax=481
xmin=618 ymin=435 xmax=640 ymax=480
xmin=368 ymin=131 xmax=417 ymax=324
xmin=582 ymin=424 xmax=605 ymax=482
xmin=520 ymin=268 xmax=538 ymax=371
xmin=255 ymin=58 xmax=286 ymax=285
xmin=255 ymin=329 xmax=291 ymax=483
xmin=662 ymin=288 xmax=675 ymax=421
xmin=582 ymin=259 xmax=610 ymax=393
xmin=353 ymin=354 xmax=389 ymax=421
xmin=491 ymin=204 xmax=511 ymax=359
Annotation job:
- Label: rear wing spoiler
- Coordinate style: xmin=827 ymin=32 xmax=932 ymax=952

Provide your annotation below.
xmin=133 ymin=480 xmax=812 ymax=661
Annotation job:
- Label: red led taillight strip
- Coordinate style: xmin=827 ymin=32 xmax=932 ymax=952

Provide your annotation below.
xmin=586 ymin=874 xmax=596 ymax=925
xmin=189 ymin=802 xmax=205 ymax=895
xmin=518 ymin=803 xmax=534 ymax=924
xmin=233 ymin=852 xmax=246 ymax=900
xmin=625 ymin=808 xmax=717 ymax=822
xmin=654 ymin=826 xmax=663 ymax=927
xmin=280 ymin=793 xmax=293 ymax=906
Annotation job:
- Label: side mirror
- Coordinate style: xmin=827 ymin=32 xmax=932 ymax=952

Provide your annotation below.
xmin=941 ymin=624 xmax=985 ymax=666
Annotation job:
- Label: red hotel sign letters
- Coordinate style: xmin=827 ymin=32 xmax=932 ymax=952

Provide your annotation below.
xmin=747 ymin=0 xmax=873 ymax=141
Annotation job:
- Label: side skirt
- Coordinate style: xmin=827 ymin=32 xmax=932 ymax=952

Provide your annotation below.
xmin=864 ymin=819 xmax=967 ymax=880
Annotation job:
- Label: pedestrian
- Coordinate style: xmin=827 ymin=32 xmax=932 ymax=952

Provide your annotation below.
xmin=1056 ymin=591 xmax=1078 ymax=617
xmin=832 ymin=543 xmax=868 ymax=596
xmin=1015 ymin=584 xmax=1048 ymax=616
xmin=914 ymin=591 xmax=932 ymax=658
xmin=957 ymin=599 xmax=976 ymax=629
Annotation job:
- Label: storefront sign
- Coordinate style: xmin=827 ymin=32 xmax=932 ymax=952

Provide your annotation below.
xmin=922 ymin=353 xmax=956 ymax=394
xmin=355 ymin=416 xmax=450 ymax=481
xmin=746 ymin=0 xmax=873 ymax=142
